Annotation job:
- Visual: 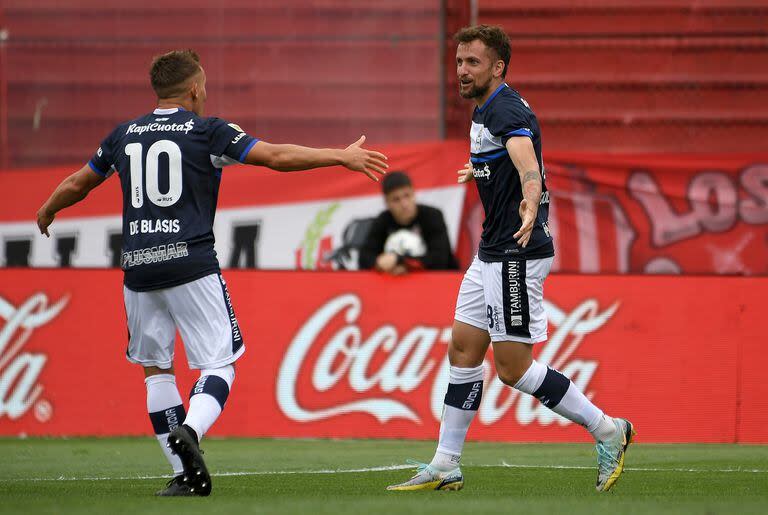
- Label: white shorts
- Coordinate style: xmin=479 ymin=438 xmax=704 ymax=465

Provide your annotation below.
xmin=455 ymin=255 xmax=554 ymax=343
xmin=124 ymin=273 xmax=245 ymax=370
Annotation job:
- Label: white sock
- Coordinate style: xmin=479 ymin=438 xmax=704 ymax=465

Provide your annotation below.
xmin=430 ymin=365 xmax=484 ymax=471
xmin=588 ymin=414 xmax=618 ymax=442
xmin=514 ymin=360 xmax=616 ymax=442
xmin=183 ymin=365 xmax=235 ymax=440
xmin=145 ymin=374 xmax=185 ymax=475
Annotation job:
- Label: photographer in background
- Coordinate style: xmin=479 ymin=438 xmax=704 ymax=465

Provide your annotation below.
xmin=359 ymin=171 xmax=459 ymax=274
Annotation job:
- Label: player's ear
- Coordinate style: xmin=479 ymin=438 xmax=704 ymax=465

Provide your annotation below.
xmin=494 ymin=60 xmax=505 ymax=79
xmin=189 ymin=81 xmax=198 ymax=101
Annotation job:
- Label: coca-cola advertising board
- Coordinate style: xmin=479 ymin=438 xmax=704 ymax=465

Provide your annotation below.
xmin=1 ymin=269 xmax=765 ymax=443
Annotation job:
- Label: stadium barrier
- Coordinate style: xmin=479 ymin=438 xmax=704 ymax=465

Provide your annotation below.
xmin=1 ymin=144 xmax=767 ymax=275
xmin=1 ymin=269 xmax=765 ymax=443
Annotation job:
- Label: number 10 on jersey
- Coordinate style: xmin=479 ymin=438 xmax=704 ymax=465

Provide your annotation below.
xmin=125 ymin=140 xmax=183 ymax=208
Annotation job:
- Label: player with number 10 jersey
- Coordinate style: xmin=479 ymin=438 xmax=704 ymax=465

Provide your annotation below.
xmin=89 ymin=108 xmax=258 ymax=291
xmin=37 ymin=49 xmax=387 ymax=497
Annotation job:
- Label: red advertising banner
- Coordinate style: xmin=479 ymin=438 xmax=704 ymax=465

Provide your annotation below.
xmin=459 ymin=153 xmax=768 ymax=276
xmin=1 ymin=144 xmax=766 ymax=275
xmin=1 ymin=269 xmax=765 ymax=443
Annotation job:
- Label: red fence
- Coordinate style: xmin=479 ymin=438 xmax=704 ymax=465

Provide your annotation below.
xmin=1 ymin=269 xmax=765 ymax=443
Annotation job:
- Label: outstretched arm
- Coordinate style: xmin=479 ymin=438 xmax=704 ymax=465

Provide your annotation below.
xmin=37 ymin=164 xmax=106 ymax=237
xmin=505 ymin=136 xmax=542 ymax=248
xmin=243 ymin=135 xmax=388 ymax=181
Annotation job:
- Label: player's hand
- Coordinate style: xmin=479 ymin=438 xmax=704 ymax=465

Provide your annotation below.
xmin=36 ymin=207 xmax=55 ymax=238
xmin=457 ymin=161 xmax=474 ymax=183
xmin=375 ymin=252 xmax=399 ymax=273
xmin=513 ymin=199 xmax=537 ymax=248
xmin=342 ymin=135 xmax=388 ymax=182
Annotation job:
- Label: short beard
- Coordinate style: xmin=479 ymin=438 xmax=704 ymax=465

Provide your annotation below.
xmin=459 ymin=81 xmax=490 ymax=100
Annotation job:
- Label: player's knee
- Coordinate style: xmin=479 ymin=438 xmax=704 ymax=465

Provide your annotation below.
xmin=449 ymin=321 xmax=489 ymax=367
xmin=496 ymin=364 xmax=528 ymax=387
xmin=144 ymin=365 xmax=174 ymax=378
xmin=448 ymin=340 xmax=484 ymax=368
xmin=449 ymin=338 xmax=469 ymax=358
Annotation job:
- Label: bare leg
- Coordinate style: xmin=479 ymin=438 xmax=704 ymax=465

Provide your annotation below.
xmin=490 ymin=340 xmax=533 ymax=387
xmin=145 ymin=365 xmax=174 ymax=378
xmin=449 ymin=320 xmax=491 ymax=367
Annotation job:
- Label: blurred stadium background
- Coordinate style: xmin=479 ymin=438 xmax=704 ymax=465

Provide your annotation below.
xmin=0 ymin=1 xmax=766 ymax=511
xmin=3 ymin=0 xmax=768 ymax=164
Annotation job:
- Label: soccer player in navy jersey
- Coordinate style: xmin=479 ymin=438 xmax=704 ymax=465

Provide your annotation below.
xmin=36 ymin=49 xmax=387 ymax=497
xmin=388 ymin=26 xmax=633 ymax=493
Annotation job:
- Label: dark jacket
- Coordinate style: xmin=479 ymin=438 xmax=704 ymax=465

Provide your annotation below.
xmin=358 ymin=204 xmax=459 ymax=271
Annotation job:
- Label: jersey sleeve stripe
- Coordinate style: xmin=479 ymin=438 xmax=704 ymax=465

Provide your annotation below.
xmin=238 ymin=139 xmax=259 ymax=162
xmin=88 ymin=160 xmax=107 ymax=176
xmin=506 ymin=128 xmax=533 ymax=138
xmin=470 ymin=149 xmax=507 ymax=163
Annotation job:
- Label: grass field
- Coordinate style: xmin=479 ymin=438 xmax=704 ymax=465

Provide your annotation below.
xmin=3 ymin=438 xmax=767 ymax=514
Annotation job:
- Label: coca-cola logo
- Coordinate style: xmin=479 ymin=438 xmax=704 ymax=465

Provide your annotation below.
xmin=0 ymin=293 xmax=69 ymax=421
xmin=277 ymin=294 xmax=618 ymax=427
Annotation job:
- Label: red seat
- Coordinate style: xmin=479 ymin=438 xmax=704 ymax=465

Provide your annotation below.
xmin=450 ymin=2 xmax=768 ymax=152
xmin=3 ymin=0 xmax=768 ymax=165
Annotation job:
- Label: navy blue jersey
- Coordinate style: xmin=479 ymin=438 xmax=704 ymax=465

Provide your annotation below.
xmin=89 ymin=107 xmax=259 ymax=291
xmin=469 ymin=83 xmax=554 ymax=262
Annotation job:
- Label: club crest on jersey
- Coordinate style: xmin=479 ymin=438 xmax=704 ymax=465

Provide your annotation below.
xmin=472 ymin=163 xmax=491 ymax=179
xmin=473 ymin=132 xmax=482 ymax=153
